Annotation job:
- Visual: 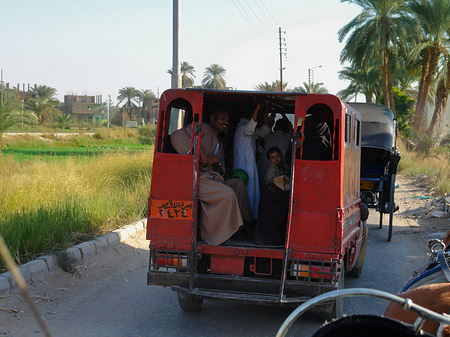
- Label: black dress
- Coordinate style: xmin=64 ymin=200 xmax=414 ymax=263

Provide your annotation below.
xmin=253 ymin=183 xmax=289 ymax=246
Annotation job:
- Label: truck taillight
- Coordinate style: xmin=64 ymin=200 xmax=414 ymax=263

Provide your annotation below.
xmin=290 ymin=262 xmax=334 ymax=281
xmin=156 ymin=255 xmax=187 ymax=267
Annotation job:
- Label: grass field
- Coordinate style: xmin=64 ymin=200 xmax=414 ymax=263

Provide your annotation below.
xmin=2 ymin=145 xmax=151 ymax=161
xmin=0 ymin=129 xmax=154 ymax=271
xmin=398 ymin=141 xmax=450 ymax=196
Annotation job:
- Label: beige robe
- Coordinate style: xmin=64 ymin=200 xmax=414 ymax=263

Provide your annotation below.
xmin=170 ymin=123 xmax=251 ymax=245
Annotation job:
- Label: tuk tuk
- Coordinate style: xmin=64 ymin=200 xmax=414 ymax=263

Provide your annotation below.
xmin=146 ymin=89 xmax=367 ymax=319
xmin=347 ymin=103 xmax=400 ymax=241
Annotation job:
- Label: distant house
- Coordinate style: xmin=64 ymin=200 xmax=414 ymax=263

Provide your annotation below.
xmin=142 ymin=98 xmax=159 ymax=125
xmin=61 ymin=95 xmax=105 ymax=124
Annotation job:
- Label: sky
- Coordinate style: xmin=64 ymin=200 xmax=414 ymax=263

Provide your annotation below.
xmin=1 ymin=0 xmax=362 ymax=105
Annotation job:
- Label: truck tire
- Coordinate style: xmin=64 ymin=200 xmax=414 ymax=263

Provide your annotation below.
xmin=347 ymin=225 xmax=369 ymax=278
xmin=177 ymin=292 xmax=203 ymax=312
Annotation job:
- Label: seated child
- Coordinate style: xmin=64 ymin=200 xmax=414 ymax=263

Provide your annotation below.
xmin=265 ymin=147 xmax=285 ymax=185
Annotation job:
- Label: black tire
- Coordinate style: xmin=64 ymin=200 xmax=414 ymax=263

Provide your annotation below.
xmin=177 ymin=292 xmax=203 ymax=312
xmin=347 ymin=225 xmax=368 ymax=278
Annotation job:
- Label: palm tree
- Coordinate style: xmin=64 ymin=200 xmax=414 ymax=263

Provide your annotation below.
xmin=428 ymin=58 xmax=450 ymax=133
xmin=33 ymin=85 xmax=58 ymax=100
xmin=408 ymin=0 xmax=450 ymax=133
xmin=338 ymin=66 xmax=381 ymax=103
xmin=137 ymin=89 xmax=156 ymax=125
xmin=25 ymin=85 xmax=61 ymax=125
xmin=339 ymin=0 xmax=417 ymax=114
xmin=55 ymin=113 xmax=72 ymax=129
xmin=294 ymin=82 xmax=329 ymax=94
xmin=168 ymin=61 xmax=196 ymax=88
xmin=254 ymin=80 xmax=288 ymax=91
xmin=0 ymin=93 xmax=37 ymax=154
xmin=201 ymin=64 xmax=227 ymax=89
xmin=117 ymin=87 xmax=139 ymax=126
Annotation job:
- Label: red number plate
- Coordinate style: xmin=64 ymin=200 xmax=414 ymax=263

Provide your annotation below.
xmin=150 ymin=199 xmax=194 ymax=220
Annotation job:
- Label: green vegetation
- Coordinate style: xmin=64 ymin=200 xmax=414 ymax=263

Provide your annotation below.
xmin=339 ymin=0 xmax=450 ymax=136
xmin=2 ymin=127 xmax=156 ymax=161
xmin=0 ymin=150 xmax=153 ymax=271
xmin=168 ymin=61 xmax=196 ymax=88
xmin=202 ymin=63 xmax=227 ymax=89
xmin=0 ymin=127 xmax=157 ymax=271
xmin=25 ymin=85 xmax=61 ymax=125
xmin=398 ymin=139 xmax=450 ymax=195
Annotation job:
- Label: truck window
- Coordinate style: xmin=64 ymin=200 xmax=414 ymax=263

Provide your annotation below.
xmin=345 ymin=113 xmax=351 ymax=146
xmin=355 ymin=118 xmax=361 ymax=149
xmin=157 ymin=98 xmax=193 ymax=153
xmin=168 ymin=107 xmax=187 ymax=135
xmin=301 ymin=104 xmax=334 ymax=161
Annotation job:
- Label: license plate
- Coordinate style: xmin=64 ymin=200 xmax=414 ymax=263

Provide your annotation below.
xmin=150 ymin=199 xmax=194 ymax=220
xmin=360 ymin=180 xmax=375 ymax=190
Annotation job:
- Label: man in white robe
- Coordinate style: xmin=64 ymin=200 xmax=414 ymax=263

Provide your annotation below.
xmin=233 ymin=104 xmax=271 ymax=219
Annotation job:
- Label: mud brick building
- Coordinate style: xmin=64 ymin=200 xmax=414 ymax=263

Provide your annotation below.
xmin=62 ymin=95 xmax=105 ymax=124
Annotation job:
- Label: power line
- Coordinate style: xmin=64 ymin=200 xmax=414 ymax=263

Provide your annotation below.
xmin=232 ymin=0 xmax=276 ymax=49
xmin=242 ymin=0 xmax=275 ymax=40
xmin=256 ymin=0 xmax=279 ymax=27
xmin=253 ymin=1 xmax=306 ymax=84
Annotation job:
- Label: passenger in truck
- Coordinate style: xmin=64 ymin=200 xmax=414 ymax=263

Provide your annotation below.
xmin=253 ymin=146 xmax=290 ymax=246
xmin=233 ymin=103 xmax=272 ymax=220
xmin=264 ymin=146 xmax=287 ymax=185
xmin=170 ymin=108 xmax=252 ymax=245
xmin=302 ymin=114 xmax=332 ymax=161
xmin=257 ymin=113 xmax=293 ymax=187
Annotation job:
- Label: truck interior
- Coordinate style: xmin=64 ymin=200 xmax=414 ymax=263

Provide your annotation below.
xmin=155 ymin=91 xmax=340 ymax=249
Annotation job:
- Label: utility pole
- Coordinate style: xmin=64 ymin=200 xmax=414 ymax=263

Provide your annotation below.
xmin=279 ymin=27 xmax=286 ymax=92
xmin=1 ymin=69 xmax=4 ymax=108
xmin=171 ymin=0 xmax=181 ymax=89
xmin=308 ymin=65 xmax=322 ymax=92
xmin=107 ymin=95 xmax=111 ymax=128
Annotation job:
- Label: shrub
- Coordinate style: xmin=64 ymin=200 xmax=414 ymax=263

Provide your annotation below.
xmin=412 ymin=132 xmax=441 ymax=155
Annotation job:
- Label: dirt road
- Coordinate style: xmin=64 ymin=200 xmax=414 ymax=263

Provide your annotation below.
xmin=0 ymin=175 xmax=448 ymax=336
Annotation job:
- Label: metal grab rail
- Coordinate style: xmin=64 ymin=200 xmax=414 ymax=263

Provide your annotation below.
xmin=276 ymin=288 xmax=450 ymax=337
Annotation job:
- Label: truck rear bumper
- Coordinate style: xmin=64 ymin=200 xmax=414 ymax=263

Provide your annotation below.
xmin=147 ymin=271 xmax=337 ymax=304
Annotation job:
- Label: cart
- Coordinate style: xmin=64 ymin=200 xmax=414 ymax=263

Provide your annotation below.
xmin=348 ymin=103 xmax=400 ymax=241
xmin=276 ymin=288 xmax=450 ymax=337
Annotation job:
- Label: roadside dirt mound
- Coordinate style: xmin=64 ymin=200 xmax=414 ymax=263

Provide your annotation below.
xmin=394 ymin=175 xmax=450 ymax=240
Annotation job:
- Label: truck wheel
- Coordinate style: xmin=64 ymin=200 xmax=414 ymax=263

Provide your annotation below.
xmin=177 ymin=292 xmax=203 ymax=312
xmin=319 ymin=270 xmax=344 ymax=321
xmin=347 ymin=225 xmax=369 ymax=278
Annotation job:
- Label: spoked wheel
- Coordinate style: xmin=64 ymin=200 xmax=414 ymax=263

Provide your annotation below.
xmin=177 ymin=292 xmax=203 ymax=312
xmin=387 ymin=175 xmax=397 ymax=242
xmin=379 ymin=210 xmax=383 ymax=229
xmin=378 ymin=191 xmax=383 ymax=229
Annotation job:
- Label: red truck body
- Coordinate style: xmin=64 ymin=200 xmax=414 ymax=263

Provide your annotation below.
xmin=146 ymin=89 xmax=366 ymax=313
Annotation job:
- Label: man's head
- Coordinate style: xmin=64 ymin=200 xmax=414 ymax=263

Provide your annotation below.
xmin=209 ymin=109 xmax=230 ymax=135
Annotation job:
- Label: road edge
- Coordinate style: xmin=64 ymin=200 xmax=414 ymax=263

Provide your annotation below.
xmin=0 ymin=218 xmax=148 ymax=294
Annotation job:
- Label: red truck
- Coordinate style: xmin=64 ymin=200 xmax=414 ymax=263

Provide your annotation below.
xmin=146 ymin=89 xmax=367 ymax=319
